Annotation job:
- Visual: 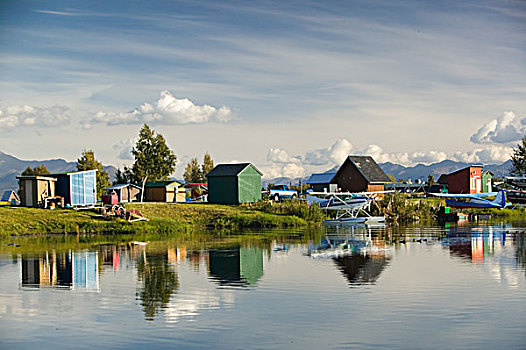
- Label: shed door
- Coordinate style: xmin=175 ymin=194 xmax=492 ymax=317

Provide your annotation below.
xmin=25 ymin=180 xmax=33 ymax=206
xmin=476 ymin=178 xmax=482 ymax=193
xmin=71 ymin=173 xmax=85 ymax=205
xmin=84 ymin=173 xmax=96 ymax=205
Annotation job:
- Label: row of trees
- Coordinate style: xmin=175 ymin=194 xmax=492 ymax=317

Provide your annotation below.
xmin=113 ymin=124 xmax=214 ymax=201
xmin=21 ymin=124 xmax=210 ymax=202
xmin=183 ymin=153 xmax=214 ymax=183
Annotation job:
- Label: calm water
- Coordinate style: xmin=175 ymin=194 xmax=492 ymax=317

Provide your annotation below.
xmin=1 ymin=222 xmax=526 ymax=349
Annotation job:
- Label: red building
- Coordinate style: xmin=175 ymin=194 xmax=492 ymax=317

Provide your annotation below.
xmin=447 ymin=165 xmax=483 ymax=194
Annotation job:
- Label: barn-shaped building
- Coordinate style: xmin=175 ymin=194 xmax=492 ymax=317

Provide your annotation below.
xmin=331 ymin=156 xmax=391 ymax=193
xmin=206 ymin=163 xmax=262 ymax=205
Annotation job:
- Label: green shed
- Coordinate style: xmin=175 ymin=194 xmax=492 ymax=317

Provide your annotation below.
xmin=206 ymin=163 xmax=263 ymax=205
xmin=482 ymin=170 xmax=493 ymax=193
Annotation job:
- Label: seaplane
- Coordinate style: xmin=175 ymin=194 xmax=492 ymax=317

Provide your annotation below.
xmin=431 ymin=189 xmax=509 ymax=209
xmin=306 ymin=190 xmax=391 ymax=224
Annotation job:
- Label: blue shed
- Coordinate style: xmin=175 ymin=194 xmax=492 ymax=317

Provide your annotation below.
xmin=52 ymin=170 xmax=97 ymax=206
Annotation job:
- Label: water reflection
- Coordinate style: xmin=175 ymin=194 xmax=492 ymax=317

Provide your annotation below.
xmin=3 ymin=223 xmax=526 ymax=328
xmin=309 ymin=228 xmax=392 ymax=287
xmin=208 ymin=247 xmax=264 ymax=287
xmin=136 ymin=250 xmax=179 ymax=321
xmin=21 ymin=251 xmax=99 ymax=291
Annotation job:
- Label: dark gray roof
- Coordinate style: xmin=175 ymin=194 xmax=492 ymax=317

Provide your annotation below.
xmin=306 ymin=172 xmax=336 ymax=184
xmin=347 ymin=156 xmax=391 ymax=183
xmin=206 ymin=163 xmax=262 ymax=177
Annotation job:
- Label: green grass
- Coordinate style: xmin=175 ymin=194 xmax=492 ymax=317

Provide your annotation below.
xmin=0 ymin=201 xmax=322 ymax=237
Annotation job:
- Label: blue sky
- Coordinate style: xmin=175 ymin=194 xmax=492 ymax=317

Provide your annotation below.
xmin=1 ymin=0 xmax=525 ymax=178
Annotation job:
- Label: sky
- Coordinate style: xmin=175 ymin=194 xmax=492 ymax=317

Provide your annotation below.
xmin=1 ymin=0 xmax=525 ymax=179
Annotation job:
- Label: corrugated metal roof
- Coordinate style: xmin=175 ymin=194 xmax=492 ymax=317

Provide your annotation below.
xmin=347 ymin=156 xmax=391 ymax=183
xmin=206 ymin=163 xmax=262 ymax=177
xmin=306 ymin=172 xmax=336 ymax=184
xmin=105 ymin=183 xmax=141 ymax=191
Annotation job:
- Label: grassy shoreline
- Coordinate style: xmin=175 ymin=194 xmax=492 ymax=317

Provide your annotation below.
xmin=1 ymin=194 xmax=524 ymax=237
xmin=0 ymin=201 xmax=323 ymax=237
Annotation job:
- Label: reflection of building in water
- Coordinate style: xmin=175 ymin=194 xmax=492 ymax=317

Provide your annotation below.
xmin=21 ymin=251 xmax=99 ymax=291
xmin=448 ymin=232 xmax=511 ymax=264
xmin=334 ymin=253 xmax=390 ymax=286
xmin=208 ymin=247 xmax=263 ymax=286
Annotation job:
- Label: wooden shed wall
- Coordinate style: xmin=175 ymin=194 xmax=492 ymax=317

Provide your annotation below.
xmin=332 ymin=161 xmax=369 ymax=192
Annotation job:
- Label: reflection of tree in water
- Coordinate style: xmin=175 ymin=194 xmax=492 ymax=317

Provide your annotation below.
xmin=334 ymin=253 xmax=390 ymax=286
xmin=514 ymin=234 xmax=526 ymax=272
xmin=136 ymin=251 xmax=179 ymax=321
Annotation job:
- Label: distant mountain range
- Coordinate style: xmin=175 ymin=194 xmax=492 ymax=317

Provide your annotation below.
xmin=0 ymin=150 xmax=513 ymax=193
xmin=262 ymin=160 xmax=512 ymax=187
xmin=0 ymin=151 xmax=117 ymax=193
xmin=380 ymin=159 xmax=512 ymax=182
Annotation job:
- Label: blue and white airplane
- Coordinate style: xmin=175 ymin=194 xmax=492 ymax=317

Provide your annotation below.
xmin=432 ymin=189 xmax=509 ymax=209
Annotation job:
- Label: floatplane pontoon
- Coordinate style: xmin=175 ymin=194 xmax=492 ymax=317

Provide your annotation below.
xmin=306 ymin=190 xmax=392 ymax=224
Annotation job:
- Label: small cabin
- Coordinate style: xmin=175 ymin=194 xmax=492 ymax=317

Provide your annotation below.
xmin=144 ymin=180 xmax=186 ymax=203
xmin=482 ymin=170 xmax=493 ymax=193
xmin=306 ymin=172 xmax=337 ymax=192
xmin=52 ymin=170 xmax=98 ymax=206
xmin=16 ymin=176 xmax=57 ymax=207
xmin=103 ymin=183 xmax=141 ymax=203
xmin=1 ymin=190 xmax=20 ymax=205
xmin=206 ymin=163 xmax=262 ymax=205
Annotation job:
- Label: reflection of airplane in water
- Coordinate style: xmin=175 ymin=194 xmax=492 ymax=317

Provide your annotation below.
xmin=308 ymin=230 xmax=391 ymax=286
xmin=306 ymin=191 xmax=388 ymax=223
xmin=208 ymin=247 xmax=263 ymax=287
xmin=21 ymin=251 xmax=99 ymax=291
xmin=432 ymin=190 xmax=509 ymax=209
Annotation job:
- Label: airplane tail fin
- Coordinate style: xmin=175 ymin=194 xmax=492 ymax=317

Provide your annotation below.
xmin=492 ymin=190 xmax=507 ymax=208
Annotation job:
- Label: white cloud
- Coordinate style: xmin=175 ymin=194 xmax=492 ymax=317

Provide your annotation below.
xmin=260 ymin=163 xmax=305 ymax=179
xmin=0 ymin=104 xmax=70 ymax=130
xmin=304 ymin=138 xmax=353 ymax=166
xmin=89 ymin=90 xmax=236 ymax=126
xmin=112 ymin=139 xmax=135 ymax=160
xmin=261 ymin=139 xmax=512 ymax=179
xmin=452 ymin=145 xmax=512 ymax=164
xmin=267 ymin=148 xmax=300 ymax=164
xmin=470 ymin=111 xmax=524 ymax=144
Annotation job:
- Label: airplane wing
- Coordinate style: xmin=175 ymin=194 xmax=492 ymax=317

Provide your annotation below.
xmin=430 ymin=192 xmax=497 ymax=198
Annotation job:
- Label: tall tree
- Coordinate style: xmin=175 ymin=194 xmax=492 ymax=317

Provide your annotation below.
xmin=427 ymin=174 xmax=435 ymax=186
xmin=511 ymin=137 xmax=526 ymax=176
xmin=201 ymin=152 xmax=214 ymax=181
xmin=77 ymin=149 xmax=111 ymax=200
xmin=183 ymin=158 xmax=202 ymax=183
xmin=113 ymin=166 xmax=134 ymax=185
xmin=131 ymin=124 xmax=177 ymax=202
xmin=21 ymin=164 xmax=50 ymax=176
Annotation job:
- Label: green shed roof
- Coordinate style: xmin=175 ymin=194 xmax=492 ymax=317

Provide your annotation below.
xmin=206 ymin=163 xmax=262 ymax=177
